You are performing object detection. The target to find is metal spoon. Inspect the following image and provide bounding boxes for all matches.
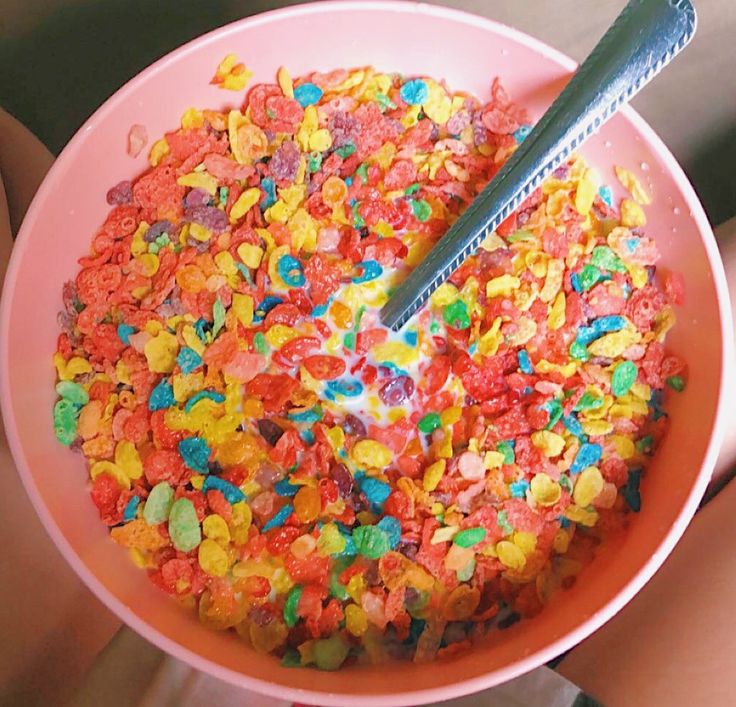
[380,0,696,331]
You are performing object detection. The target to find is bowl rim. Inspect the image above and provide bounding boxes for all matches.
[1,1,733,704]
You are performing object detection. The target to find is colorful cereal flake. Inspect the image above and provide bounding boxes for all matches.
[53,61,685,669]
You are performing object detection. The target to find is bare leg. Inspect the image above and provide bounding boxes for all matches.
[0,108,121,707]
[559,218,736,706]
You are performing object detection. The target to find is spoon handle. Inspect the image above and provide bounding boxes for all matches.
[380,0,696,331]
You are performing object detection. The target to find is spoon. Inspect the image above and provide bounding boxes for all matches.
[380,0,696,331]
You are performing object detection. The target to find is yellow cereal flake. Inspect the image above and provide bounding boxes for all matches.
[620,198,647,228]
[573,466,604,507]
[587,329,641,358]
[277,66,294,97]
[180,107,204,130]
[351,439,392,469]
[431,282,459,308]
[496,541,526,570]
[615,165,652,205]
[229,187,262,223]
[144,331,179,373]
[574,169,597,215]
[370,342,419,367]
[540,258,564,302]
[547,291,566,330]
[214,54,253,91]
[477,316,503,357]
[422,79,452,125]
[530,473,562,506]
[177,172,218,196]
[423,460,446,492]
[148,138,169,167]
[486,274,520,299]
[531,430,566,457]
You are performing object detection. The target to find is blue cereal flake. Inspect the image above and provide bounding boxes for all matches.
[570,272,582,293]
[117,323,136,345]
[278,254,306,287]
[360,477,391,506]
[326,379,364,398]
[559,516,571,529]
[352,260,383,283]
[274,478,301,497]
[513,124,533,143]
[288,405,324,422]
[294,82,323,107]
[300,429,315,445]
[184,389,226,412]
[570,443,602,475]
[262,503,294,532]
[509,480,529,498]
[598,185,613,206]
[178,436,211,473]
[622,469,642,512]
[577,315,627,345]
[625,237,640,253]
[400,78,429,105]
[311,296,331,317]
[177,347,202,374]
[253,296,283,323]
[194,318,210,341]
[517,349,534,375]
[123,495,141,522]
[260,177,277,209]
[562,414,586,439]
[148,379,175,411]
[403,330,418,347]
[377,515,402,549]
[202,475,246,504]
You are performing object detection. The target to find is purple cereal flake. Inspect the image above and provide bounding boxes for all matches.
[447,109,471,135]
[384,117,405,136]
[399,544,419,563]
[343,413,366,438]
[186,235,213,253]
[106,180,133,205]
[145,220,173,242]
[183,188,212,209]
[552,166,569,179]
[328,111,359,148]
[57,310,77,335]
[364,562,380,586]
[472,114,488,146]
[69,438,84,454]
[257,419,284,446]
[268,140,300,182]
[330,463,354,498]
[62,280,79,313]
[248,605,274,626]
[185,205,228,232]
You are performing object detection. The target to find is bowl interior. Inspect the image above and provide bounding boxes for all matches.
[0,2,729,705]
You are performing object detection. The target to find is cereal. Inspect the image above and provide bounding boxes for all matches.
[53,61,684,669]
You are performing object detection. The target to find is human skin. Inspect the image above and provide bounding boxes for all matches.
[1,106,735,706]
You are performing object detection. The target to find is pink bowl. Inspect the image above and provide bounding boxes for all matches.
[1,2,732,704]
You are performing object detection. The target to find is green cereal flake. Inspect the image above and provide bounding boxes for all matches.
[143,482,175,525]
[55,380,89,406]
[168,498,201,552]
